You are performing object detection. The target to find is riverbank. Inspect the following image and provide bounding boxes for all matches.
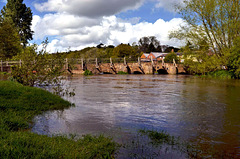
[0,81,117,158]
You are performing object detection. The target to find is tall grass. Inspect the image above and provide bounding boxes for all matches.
[0,81,117,158]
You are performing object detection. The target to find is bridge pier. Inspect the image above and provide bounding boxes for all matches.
[110,58,117,74]
[138,57,145,74]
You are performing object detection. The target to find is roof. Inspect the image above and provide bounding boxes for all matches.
[141,53,149,58]
[150,52,169,58]
[143,53,149,57]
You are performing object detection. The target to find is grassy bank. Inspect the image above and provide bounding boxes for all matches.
[0,81,117,158]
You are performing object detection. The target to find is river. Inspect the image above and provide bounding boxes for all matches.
[5,74,239,158]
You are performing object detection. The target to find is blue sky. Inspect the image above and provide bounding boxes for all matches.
[0,0,185,52]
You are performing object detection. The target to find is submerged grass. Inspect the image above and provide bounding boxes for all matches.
[0,81,117,158]
[138,129,180,146]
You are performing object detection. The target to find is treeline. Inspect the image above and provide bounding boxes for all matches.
[56,36,179,60]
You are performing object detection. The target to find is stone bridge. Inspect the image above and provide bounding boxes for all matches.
[68,58,186,75]
[0,58,186,75]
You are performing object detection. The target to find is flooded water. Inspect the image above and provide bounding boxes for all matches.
[31,75,240,158]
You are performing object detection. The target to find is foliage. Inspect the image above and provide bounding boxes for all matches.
[0,18,22,60]
[84,69,93,76]
[170,0,240,77]
[138,36,161,53]
[227,37,240,78]
[1,0,33,46]
[0,81,117,158]
[164,52,179,63]
[164,46,180,53]
[112,44,137,58]
[11,39,66,89]
[206,70,234,79]
[172,0,240,56]
[181,42,223,74]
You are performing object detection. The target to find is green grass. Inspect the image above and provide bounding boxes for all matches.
[0,81,117,158]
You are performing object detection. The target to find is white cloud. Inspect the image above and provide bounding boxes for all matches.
[34,0,144,17]
[31,0,186,52]
[32,13,102,40]
[32,13,185,53]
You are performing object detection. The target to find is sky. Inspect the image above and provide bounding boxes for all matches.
[0,0,185,52]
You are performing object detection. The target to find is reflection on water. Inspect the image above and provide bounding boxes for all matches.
[32,75,240,158]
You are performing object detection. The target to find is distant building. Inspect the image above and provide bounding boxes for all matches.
[141,52,184,62]
[147,52,168,61]
[140,53,150,61]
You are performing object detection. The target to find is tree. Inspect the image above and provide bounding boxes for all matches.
[228,37,240,78]
[138,36,161,53]
[0,17,22,60]
[164,46,180,53]
[11,40,67,91]
[164,52,179,63]
[170,0,240,76]
[1,0,33,46]
[171,0,240,55]
[112,44,137,58]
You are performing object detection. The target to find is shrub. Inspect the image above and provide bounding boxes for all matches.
[84,69,93,76]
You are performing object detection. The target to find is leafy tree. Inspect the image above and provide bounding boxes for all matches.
[164,52,179,63]
[112,44,137,58]
[11,40,66,90]
[171,0,240,56]
[228,37,240,78]
[181,41,223,75]
[1,0,33,46]
[170,0,240,77]
[96,43,104,48]
[138,36,161,53]
[107,45,115,49]
[164,46,180,53]
[0,17,22,60]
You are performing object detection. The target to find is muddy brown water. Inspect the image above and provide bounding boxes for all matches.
[3,74,238,158]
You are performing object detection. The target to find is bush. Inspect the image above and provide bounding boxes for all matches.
[164,52,179,63]
[207,70,234,79]
[84,69,93,76]
[11,41,65,87]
